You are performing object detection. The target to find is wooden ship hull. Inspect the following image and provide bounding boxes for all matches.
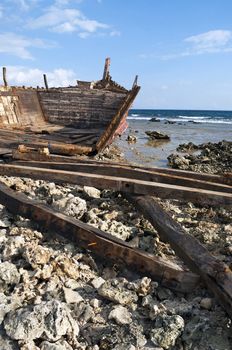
[0,59,140,156]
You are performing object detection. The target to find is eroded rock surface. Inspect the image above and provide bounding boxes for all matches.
[4,300,79,342]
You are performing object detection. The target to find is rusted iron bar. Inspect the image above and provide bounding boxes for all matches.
[0,181,199,292]
[125,194,232,318]
[2,67,8,87]
[12,160,232,194]
[11,151,231,186]
[0,164,231,206]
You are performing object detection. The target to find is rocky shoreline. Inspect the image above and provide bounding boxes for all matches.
[0,141,231,350]
[168,140,232,174]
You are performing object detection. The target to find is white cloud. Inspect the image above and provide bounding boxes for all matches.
[110,30,121,37]
[149,29,232,60]
[0,32,55,59]
[27,6,109,37]
[4,0,40,11]
[185,30,232,53]
[7,66,77,87]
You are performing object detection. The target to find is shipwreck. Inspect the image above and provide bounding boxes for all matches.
[0,58,140,156]
[0,58,232,320]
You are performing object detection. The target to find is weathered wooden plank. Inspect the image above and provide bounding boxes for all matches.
[12,160,232,193]
[96,86,140,151]
[5,150,232,188]
[125,194,232,318]
[0,181,199,292]
[0,164,231,206]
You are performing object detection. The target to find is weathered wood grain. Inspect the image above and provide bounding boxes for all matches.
[0,163,231,206]
[12,160,232,193]
[125,194,232,318]
[0,181,199,292]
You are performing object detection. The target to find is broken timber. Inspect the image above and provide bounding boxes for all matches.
[0,163,231,206]
[12,160,232,194]
[11,150,232,187]
[125,194,232,318]
[0,181,199,293]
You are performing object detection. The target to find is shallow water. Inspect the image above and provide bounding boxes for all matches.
[115,119,232,167]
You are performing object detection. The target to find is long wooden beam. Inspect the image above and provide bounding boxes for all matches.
[12,160,232,194]
[125,194,232,318]
[0,181,199,292]
[11,150,232,186]
[0,164,231,206]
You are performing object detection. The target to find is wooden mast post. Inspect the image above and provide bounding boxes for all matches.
[43,74,49,90]
[3,67,8,87]
[132,75,138,88]
[102,57,111,80]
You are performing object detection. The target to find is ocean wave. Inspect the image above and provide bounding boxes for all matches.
[165,118,232,124]
[128,116,151,120]
[178,116,209,119]
[128,116,232,124]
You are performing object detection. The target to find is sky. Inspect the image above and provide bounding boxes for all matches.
[1,0,232,110]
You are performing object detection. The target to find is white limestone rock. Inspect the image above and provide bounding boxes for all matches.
[83,186,101,199]
[0,262,20,286]
[63,287,83,304]
[40,340,73,350]
[54,196,87,219]
[108,305,132,325]
[4,300,79,342]
[150,314,184,349]
[91,277,105,289]
[98,281,138,306]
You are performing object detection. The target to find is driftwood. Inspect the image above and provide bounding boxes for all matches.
[0,164,231,206]
[0,181,199,292]
[125,194,232,318]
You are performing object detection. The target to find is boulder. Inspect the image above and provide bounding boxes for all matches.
[145,131,170,140]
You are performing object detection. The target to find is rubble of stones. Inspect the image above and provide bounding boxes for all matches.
[168,140,232,174]
[0,168,231,349]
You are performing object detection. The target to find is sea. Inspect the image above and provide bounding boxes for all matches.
[115,109,232,168]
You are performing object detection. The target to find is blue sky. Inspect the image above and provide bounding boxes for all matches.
[1,0,232,109]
